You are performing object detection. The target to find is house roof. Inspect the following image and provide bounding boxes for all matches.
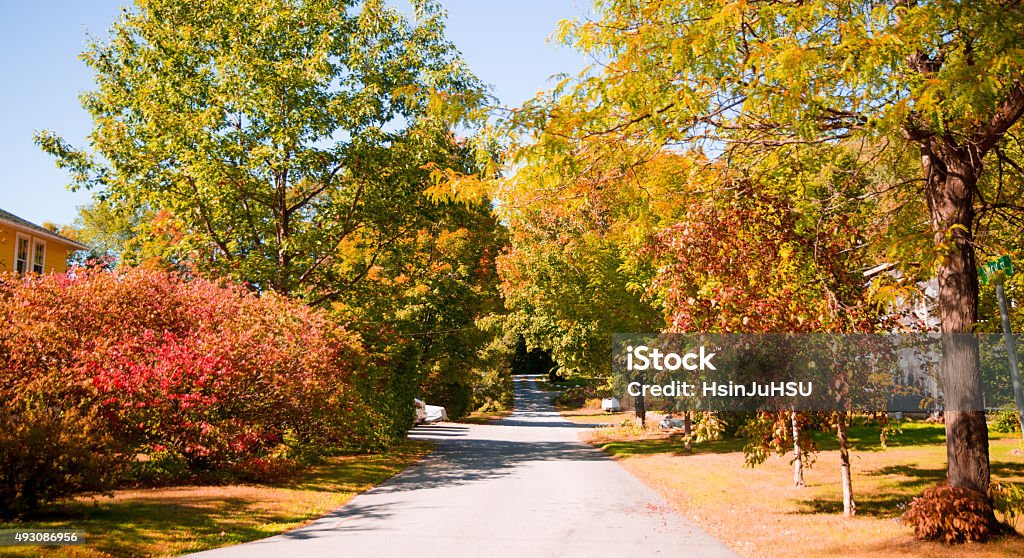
[0,207,89,251]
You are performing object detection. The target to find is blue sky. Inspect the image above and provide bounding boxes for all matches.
[0,1,590,226]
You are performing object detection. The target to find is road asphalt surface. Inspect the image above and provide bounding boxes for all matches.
[189,376,737,557]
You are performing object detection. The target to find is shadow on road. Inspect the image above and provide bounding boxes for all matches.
[192,376,740,557]
[321,374,606,503]
[277,375,612,534]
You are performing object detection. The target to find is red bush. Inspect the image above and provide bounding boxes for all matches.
[232,456,302,484]
[0,268,381,483]
[902,482,1000,543]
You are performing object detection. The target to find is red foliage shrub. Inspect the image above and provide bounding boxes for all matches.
[902,482,1000,543]
[232,456,302,484]
[0,268,382,488]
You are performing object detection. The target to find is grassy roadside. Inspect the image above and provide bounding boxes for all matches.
[563,413,1024,557]
[558,408,631,424]
[456,409,513,424]
[0,440,433,558]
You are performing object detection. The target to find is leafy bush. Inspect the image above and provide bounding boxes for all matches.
[692,411,726,442]
[583,398,603,410]
[992,406,1021,433]
[232,456,302,484]
[471,364,513,414]
[0,268,386,500]
[990,482,1024,531]
[550,381,611,409]
[551,386,590,409]
[130,448,191,487]
[473,367,513,414]
[902,483,1000,543]
[0,401,125,518]
[713,412,752,438]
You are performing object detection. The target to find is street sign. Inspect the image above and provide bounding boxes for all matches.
[979,255,1014,284]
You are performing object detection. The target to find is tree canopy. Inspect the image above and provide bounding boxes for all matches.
[40,0,511,425]
[468,0,1024,500]
[39,0,488,301]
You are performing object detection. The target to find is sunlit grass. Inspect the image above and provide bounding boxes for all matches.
[0,440,433,558]
[455,409,514,424]
[558,409,631,425]
[566,414,1024,557]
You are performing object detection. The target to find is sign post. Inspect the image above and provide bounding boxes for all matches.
[980,255,1024,435]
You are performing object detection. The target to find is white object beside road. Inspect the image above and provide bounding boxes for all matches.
[601,397,621,412]
[424,404,448,422]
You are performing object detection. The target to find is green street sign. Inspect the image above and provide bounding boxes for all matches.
[979,255,1014,284]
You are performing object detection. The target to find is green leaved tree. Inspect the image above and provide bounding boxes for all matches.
[37,0,514,425]
[38,0,486,302]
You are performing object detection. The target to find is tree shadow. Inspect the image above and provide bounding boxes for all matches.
[871,464,948,490]
[252,376,637,536]
[992,461,1024,479]
[790,463,944,517]
[790,460,1024,518]
[362,437,608,497]
[12,495,308,556]
[5,442,433,555]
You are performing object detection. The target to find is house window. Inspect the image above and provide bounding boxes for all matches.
[13,235,46,274]
[32,240,45,273]
[15,236,29,274]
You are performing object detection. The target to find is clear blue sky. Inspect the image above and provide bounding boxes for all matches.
[0,1,591,226]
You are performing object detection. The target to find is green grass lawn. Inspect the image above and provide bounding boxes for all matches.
[0,440,433,558]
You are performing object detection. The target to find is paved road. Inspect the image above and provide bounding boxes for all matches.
[190,376,737,557]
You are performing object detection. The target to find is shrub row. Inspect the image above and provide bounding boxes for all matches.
[0,268,387,517]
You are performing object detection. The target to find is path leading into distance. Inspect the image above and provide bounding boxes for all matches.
[189,376,737,558]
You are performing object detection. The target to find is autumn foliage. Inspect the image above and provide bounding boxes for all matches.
[646,183,869,334]
[902,483,1001,543]
[0,268,384,515]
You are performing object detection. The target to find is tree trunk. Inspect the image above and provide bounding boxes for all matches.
[792,410,805,487]
[683,410,693,452]
[837,410,855,516]
[920,142,991,494]
[634,372,646,427]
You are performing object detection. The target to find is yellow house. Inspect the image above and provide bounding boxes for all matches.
[0,208,88,275]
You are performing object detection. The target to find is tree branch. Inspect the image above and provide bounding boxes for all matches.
[975,82,1024,155]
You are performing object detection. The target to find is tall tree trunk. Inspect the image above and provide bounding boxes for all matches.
[792,410,805,487]
[836,410,855,516]
[921,141,991,494]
